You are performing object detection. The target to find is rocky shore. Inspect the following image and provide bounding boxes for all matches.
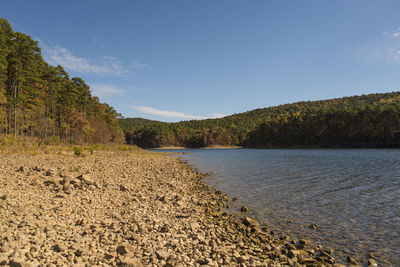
[0,148,366,266]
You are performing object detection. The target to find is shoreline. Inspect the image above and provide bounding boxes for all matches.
[150,144,400,150]
[0,147,358,266]
[154,145,243,150]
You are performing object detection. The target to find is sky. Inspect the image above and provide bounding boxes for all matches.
[2,1,400,122]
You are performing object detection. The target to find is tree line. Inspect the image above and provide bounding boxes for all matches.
[0,18,124,144]
[121,92,400,148]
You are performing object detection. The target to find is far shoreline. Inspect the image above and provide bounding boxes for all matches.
[149,144,400,150]
[153,145,243,150]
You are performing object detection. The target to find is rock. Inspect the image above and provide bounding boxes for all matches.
[301,258,317,264]
[18,166,24,172]
[288,249,308,259]
[62,176,72,184]
[368,258,378,267]
[0,255,8,265]
[75,249,83,257]
[104,253,114,260]
[120,184,128,191]
[369,252,376,259]
[159,195,167,203]
[77,174,94,185]
[165,256,178,267]
[53,243,67,252]
[63,182,72,192]
[243,216,260,231]
[45,169,55,176]
[347,256,357,265]
[299,239,310,247]
[9,258,29,267]
[156,250,169,260]
[240,205,248,213]
[120,257,143,267]
[117,244,135,255]
[190,222,200,232]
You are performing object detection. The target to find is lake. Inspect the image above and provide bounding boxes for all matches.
[153,148,400,266]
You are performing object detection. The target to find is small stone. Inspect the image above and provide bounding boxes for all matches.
[309,223,318,229]
[121,257,143,267]
[117,245,135,255]
[288,249,308,259]
[18,166,24,172]
[45,169,55,176]
[301,258,317,264]
[190,222,200,232]
[53,243,67,252]
[347,256,357,265]
[75,249,83,257]
[63,182,72,192]
[104,253,114,260]
[299,239,310,246]
[240,205,248,213]
[368,258,378,267]
[156,250,169,260]
[9,257,28,267]
[120,184,128,192]
[243,216,260,231]
[77,174,94,185]
[0,255,8,265]
[369,252,376,259]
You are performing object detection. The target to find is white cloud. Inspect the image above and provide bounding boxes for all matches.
[90,83,125,98]
[363,28,400,62]
[41,44,129,76]
[131,61,147,70]
[133,106,226,120]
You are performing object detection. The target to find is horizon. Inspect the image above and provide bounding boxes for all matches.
[3,1,400,122]
[122,90,400,122]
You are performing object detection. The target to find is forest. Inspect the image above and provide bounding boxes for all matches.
[2,17,400,148]
[121,92,400,148]
[0,18,124,144]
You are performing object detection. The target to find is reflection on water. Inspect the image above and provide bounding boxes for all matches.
[154,148,400,265]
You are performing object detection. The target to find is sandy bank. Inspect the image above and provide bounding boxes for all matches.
[0,148,353,266]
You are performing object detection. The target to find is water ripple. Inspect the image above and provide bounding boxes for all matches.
[157,148,400,266]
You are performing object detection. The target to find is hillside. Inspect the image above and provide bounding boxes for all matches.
[0,18,123,144]
[121,91,400,148]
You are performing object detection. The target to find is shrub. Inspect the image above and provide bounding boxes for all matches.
[73,146,83,157]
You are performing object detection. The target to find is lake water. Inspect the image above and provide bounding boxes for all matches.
[153,148,400,266]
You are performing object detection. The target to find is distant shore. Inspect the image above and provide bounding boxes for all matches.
[154,145,243,150]
[152,144,400,150]
[0,146,354,266]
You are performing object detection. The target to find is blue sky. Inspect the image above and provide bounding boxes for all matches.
[2,1,400,121]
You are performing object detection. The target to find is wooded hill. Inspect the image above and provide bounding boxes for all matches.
[0,18,124,144]
[2,18,399,148]
[121,92,400,148]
